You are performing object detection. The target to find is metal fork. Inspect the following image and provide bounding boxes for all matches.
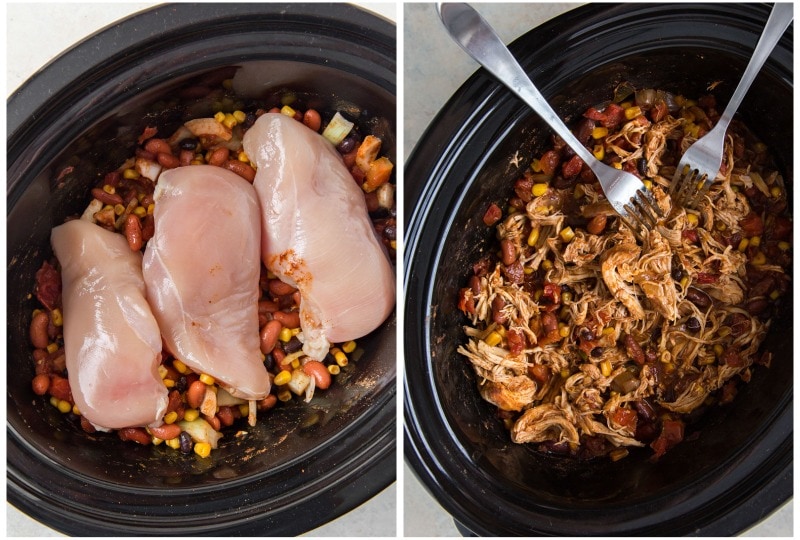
[436,2,662,235]
[670,3,793,209]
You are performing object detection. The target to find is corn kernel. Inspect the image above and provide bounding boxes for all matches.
[239,404,250,417]
[274,370,292,386]
[123,168,140,180]
[214,111,226,123]
[334,351,349,367]
[533,289,543,302]
[328,364,341,376]
[523,266,534,275]
[222,113,237,129]
[749,235,761,247]
[291,359,301,370]
[233,110,247,123]
[624,106,642,120]
[532,183,549,197]
[643,179,653,190]
[114,203,126,216]
[770,185,782,198]
[602,327,615,336]
[173,359,190,374]
[679,276,689,290]
[527,227,540,247]
[542,259,553,271]
[484,331,503,347]
[738,238,750,252]
[46,343,58,354]
[560,226,575,242]
[194,442,212,458]
[277,390,292,402]
[57,400,72,414]
[592,144,605,160]
[342,341,357,354]
[664,362,676,373]
[291,327,301,336]
[619,101,633,109]
[558,323,571,338]
[133,206,147,218]
[237,151,250,163]
[600,360,612,377]
[166,437,181,449]
[561,291,573,304]
[770,290,781,301]
[531,158,542,173]
[152,437,164,446]
[163,379,175,388]
[158,365,169,379]
[183,409,200,422]
[778,241,790,251]
[686,213,699,227]
[591,126,608,139]
[72,404,81,416]
[713,344,724,357]
[191,158,204,166]
[164,411,178,424]
[751,251,766,265]
[612,162,622,170]
[560,369,570,378]
[50,396,60,408]
[280,105,296,118]
[51,308,63,327]
[390,240,397,250]
[279,327,292,342]
[199,373,215,385]
[102,184,116,195]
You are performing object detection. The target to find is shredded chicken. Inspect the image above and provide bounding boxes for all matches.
[458,87,791,460]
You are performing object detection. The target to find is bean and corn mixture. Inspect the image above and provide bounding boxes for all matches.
[29,81,396,457]
[458,85,791,461]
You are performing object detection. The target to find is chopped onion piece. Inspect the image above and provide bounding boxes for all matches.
[322,112,354,145]
[178,417,223,449]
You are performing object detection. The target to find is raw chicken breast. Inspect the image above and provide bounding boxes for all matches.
[243,113,395,360]
[51,219,167,430]
[142,165,269,400]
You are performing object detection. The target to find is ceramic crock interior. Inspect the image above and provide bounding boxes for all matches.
[8,4,395,535]
[407,4,791,536]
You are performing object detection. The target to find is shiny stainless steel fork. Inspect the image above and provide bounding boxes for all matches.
[670,3,793,209]
[436,2,663,235]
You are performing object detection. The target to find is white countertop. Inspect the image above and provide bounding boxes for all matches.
[402,2,792,537]
[6,2,397,537]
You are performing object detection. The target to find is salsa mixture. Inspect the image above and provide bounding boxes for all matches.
[458,85,791,461]
[29,78,396,458]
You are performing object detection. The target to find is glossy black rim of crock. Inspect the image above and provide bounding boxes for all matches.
[7,3,396,536]
[404,3,792,536]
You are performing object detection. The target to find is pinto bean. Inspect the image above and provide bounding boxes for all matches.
[216,406,236,427]
[303,360,331,390]
[144,138,172,155]
[157,152,180,169]
[187,380,208,409]
[586,214,608,235]
[268,279,297,297]
[542,312,558,334]
[124,214,143,251]
[30,311,51,349]
[685,287,712,309]
[179,149,194,166]
[49,375,73,403]
[141,214,155,243]
[91,187,124,206]
[32,373,50,396]
[118,427,151,445]
[223,160,256,182]
[207,147,230,166]
[500,239,517,266]
[203,413,221,431]
[260,319,283,354]
[258,394,278,410]
[492,296,508,324]
[303,109,322,132]
[148,423,181,441]
[623,334,646,365]
[746,297,769,316]
[273,310,301,329]
[469,275,482,295]
[258,300,280,314]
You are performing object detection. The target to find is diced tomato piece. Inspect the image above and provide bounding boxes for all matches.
[695,272,719,284]
[483,203,503,226]
[506,328,526,355]
[650,419,684,459]
[739,211,764,237]
[611,407,638,431]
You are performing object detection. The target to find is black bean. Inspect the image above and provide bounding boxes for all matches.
[336,136,357,154]
[637,157,648,176]
[179,137,199,151]
[284,336,303,354]
[263,353,275,371]
[686,317,701,333]
[179,431,193,454]
[176,375,188,394]
[590,347,603,358]
[578,326,595,342]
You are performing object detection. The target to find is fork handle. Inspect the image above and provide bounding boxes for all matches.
[436,2,598,168]
[716,3,793,130]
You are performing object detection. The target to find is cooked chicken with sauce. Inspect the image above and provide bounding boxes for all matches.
[458,88,791,460]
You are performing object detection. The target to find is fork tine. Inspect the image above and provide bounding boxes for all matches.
[622,188,661,238]
[671,167,700,207]
[685,175,712,208]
